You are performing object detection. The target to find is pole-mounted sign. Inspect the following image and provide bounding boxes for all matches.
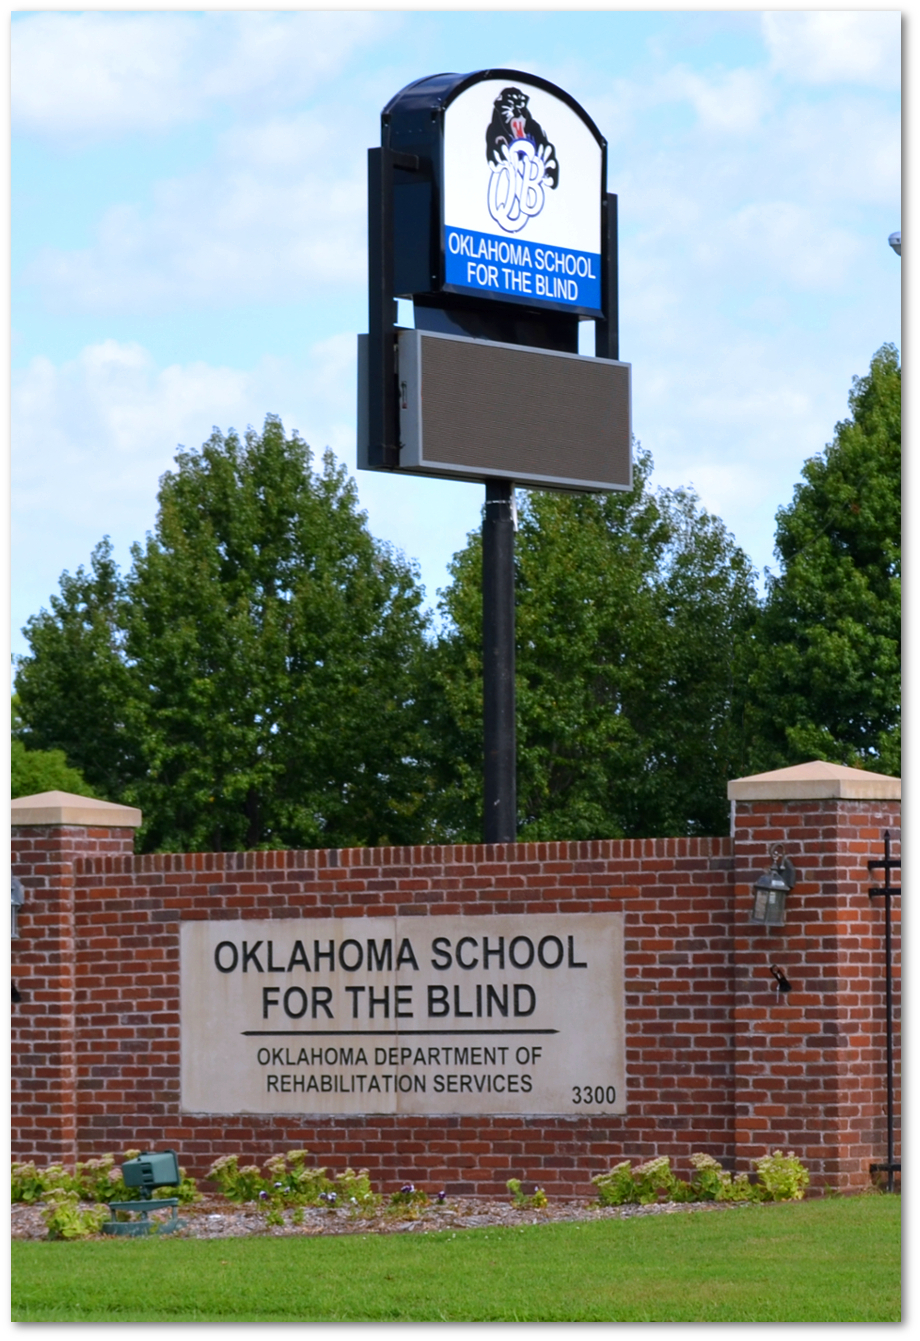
[358,70,631,842]
[358,69,630,492]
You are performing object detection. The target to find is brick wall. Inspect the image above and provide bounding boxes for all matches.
[11,790,899,1198]
[732,799,901,1193]
[11,825,135,1166]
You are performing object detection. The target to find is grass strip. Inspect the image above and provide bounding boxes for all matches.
[12,1194,900,1323]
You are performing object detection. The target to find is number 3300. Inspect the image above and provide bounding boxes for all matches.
[572,1085,617,1105]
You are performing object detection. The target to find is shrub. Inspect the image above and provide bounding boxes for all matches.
[262,1150,333,1206]
[207,1155,269,1203]
[630,1156,681,1204]
[173,1167,200,1204]
[12,1161,81,1203]
[688,1153,755,1203]
[592,1161,640,1207]
[11,1162,65,1204]
[593,1156,682,1206]
[41,1190,108,1240]
[74,1155,128,1204]
[12,1152,199,1207]
[593,1152,809,1207]
[336,1168,380,1214]
[753,1150,810,1201]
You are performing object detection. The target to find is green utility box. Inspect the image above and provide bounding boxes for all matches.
[102,1149,185,1237]
[122,1149,180,1196]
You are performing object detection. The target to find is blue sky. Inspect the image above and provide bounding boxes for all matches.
[10,7,901,660]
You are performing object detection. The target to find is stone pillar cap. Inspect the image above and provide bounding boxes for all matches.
[11,791,143,828]
[728,760,900,802]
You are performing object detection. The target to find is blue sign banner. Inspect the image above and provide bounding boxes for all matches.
[444,227,602,311]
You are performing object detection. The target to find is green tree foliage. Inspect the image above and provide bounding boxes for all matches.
[14,546,140,801]
[744,345,901,774]
[15,417,430,851]
[425,449,757,840]
[12,690,96,798]
[11,740,96,800]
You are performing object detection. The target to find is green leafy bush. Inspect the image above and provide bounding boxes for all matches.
[173,1167,200,1204]
[688,1153,755,1203]
[11,1162,70,1204]
[208,1152,378,1218]
[753,1150,809,1201]
[593,1157,681,1206]
[74,1155,128,1204]
[12,1153,199,1207]
[631,1156,681,1204]
[336,1168,380,1214]
[206,1155,268,1203]
[593,1152,809,1207]
[592,1161,639,1207]
[40,1190,108,1240]
[262,1150,334,1206]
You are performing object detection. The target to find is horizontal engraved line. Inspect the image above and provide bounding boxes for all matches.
[241,1029,559,1037]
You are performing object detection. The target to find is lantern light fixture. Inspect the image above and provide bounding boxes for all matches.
[751,845,796,928]
[11,876,24,939]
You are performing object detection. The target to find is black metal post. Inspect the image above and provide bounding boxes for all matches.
[868,830,901,1192]
[595,193,619,360]
[482,479,516,843]
[367,145,418,469]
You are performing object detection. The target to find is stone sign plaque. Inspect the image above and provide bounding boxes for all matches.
[180,913,625,1115]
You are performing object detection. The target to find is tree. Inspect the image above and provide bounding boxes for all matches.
[744,345,901,774]
[11,695,96,799]
[424,448,758,840]
[15,541,142,800]
[15,417,432,851]
[11,741,96,799]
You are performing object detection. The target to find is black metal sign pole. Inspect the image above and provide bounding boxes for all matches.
[482,480,516,843]
[364,81,625,849]
[480,194,617,845]
[868,830,901,1192]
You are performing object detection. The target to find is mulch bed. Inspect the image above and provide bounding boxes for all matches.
[12,1193,746,1242]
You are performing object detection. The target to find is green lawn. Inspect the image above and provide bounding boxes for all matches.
[12,1195,900,1322]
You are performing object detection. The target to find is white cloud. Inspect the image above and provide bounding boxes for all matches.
[669,66,772,136]
[24,109,369,312]
[11,11,900,641]
[695,200,863,292]
[9,336,487,651]
[10,337,365,643]
[762,11,901,90]
[11,336,362,517]
[18,17,899,323]
[769,97,901,207]
[13,342,251,534]
[12,10,391,141]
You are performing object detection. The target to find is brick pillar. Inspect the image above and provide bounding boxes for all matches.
[729,762,900,1192]
[11,791,141,1166]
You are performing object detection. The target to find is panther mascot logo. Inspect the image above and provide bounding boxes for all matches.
[484,87,559,234]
